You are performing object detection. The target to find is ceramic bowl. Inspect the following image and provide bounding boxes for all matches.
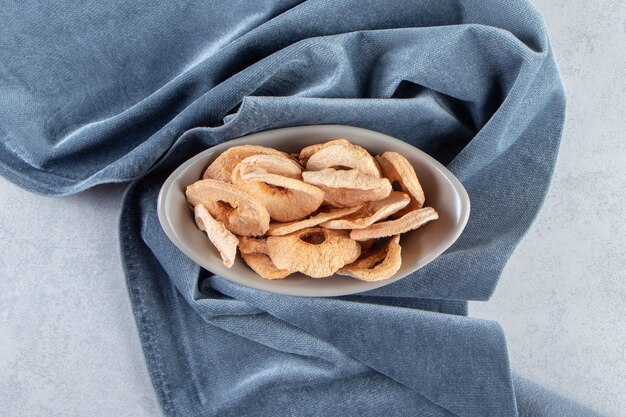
[157,125,470,297]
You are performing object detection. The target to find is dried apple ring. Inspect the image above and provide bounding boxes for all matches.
[232,164,324,222]
[241,252,291,280]
[267,227,361,278]
[302,168,391,207]
[299,138,351,165]
[193,204,239,268]
[376,152,425,217]
[358,239,378,251]
[350,207,438,241]
[306,142,380,177]
[267,205,362,236]
[321,192,409,229]
[237,236,269,254]
[237,154,302,179]
[202,145,291,182]
[338,235,402,281]
[186,179,270,236]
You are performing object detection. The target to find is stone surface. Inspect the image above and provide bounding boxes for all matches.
[0,183,160,417]
[0,1,624,416]
[471,1,626,416]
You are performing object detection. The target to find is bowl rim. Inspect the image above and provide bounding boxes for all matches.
[157,124,470,297]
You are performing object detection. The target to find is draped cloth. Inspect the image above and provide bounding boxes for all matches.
[0,0,602,415]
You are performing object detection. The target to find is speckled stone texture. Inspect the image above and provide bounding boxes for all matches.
[470,0,626,416]
[0,1,624,416]
[0,184,160,416]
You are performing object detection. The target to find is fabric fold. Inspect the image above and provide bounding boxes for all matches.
[210,278,518,417]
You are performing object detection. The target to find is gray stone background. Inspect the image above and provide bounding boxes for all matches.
[0,0,624,415]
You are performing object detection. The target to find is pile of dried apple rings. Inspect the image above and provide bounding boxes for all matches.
[186,139,439,281]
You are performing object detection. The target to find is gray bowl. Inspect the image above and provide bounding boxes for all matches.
[157,125,470,297]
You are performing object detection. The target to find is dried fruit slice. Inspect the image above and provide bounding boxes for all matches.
[350,207,438,241]
[299,138,351,165]
[232,164,324,222]
[267,227,361,278]
[186,179,270,236]
[193,205,239,268]
[321,192,410,229]
[338,235,402,281]
[202,145,290,182]
[238,236,269,254]
[241,252,291,280]
[358,239,377,251]
[302,168,391,207]
[267,205,362,236]
[306,143,380,177]
[376,152,425,216]
[238,154,302,179]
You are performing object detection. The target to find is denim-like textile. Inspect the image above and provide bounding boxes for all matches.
[0,0,603,416]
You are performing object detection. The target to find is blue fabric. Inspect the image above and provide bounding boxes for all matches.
[0,0,603,416]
